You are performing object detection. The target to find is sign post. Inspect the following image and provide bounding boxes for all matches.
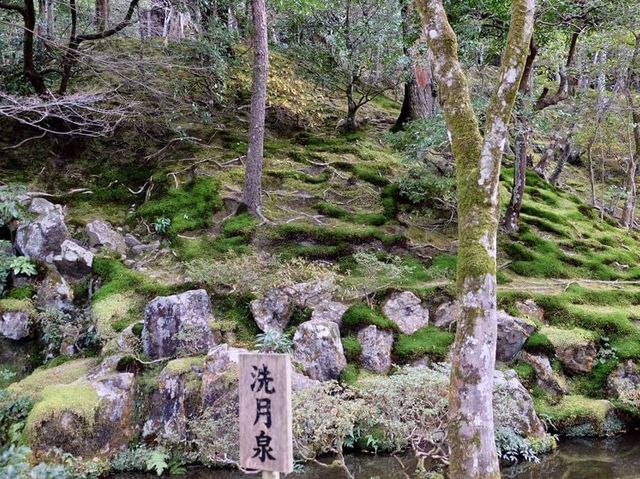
[239,353,293,478]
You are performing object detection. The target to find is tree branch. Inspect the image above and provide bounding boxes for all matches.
[0,1,25,15]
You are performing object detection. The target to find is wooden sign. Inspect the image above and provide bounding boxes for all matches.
[239,353,293,474]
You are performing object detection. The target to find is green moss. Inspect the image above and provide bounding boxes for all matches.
[174,235,251,262]
[513,362,535,381]
[220,212,258,239]
[132,322,144,337]
[266,169,329,184]
[428,255,457,279]
[212,294,259,346]
[341,304,396,332]
[6,285,35,300]
[572,359,619,398]
[0,298,35,315]
[9,358,97,399]
[163,356,205,375]
[340,364,361,385]
[92,257,177,302]
[524,332,555,355]
[534,395,617,436]
[93,292,143,339]
[137,177,222,234]
[393,326,454,360]
[316,202,387,226]
[275,223,404,247]
[277,244,348,260]
[541,325,598,349]
[342,335,363,362]
[26,383,100,437]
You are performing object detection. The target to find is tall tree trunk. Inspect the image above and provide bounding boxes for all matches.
[24,0,46,94]
[503,38,536,233]
[45,0,54,39]
[533,137,557,176]
[621,33,640,228]
[503,120,529,233]
[417,1,535,478]
[392,0,436,132]
[241,0,269,215]
[343,83,359,132]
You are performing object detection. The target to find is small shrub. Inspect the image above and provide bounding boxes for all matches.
[255,331,293,353]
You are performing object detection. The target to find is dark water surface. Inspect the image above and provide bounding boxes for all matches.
[114,432,640,479]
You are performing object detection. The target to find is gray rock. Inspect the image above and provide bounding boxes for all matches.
[554,338,598,374]
[493,369,547,439]
[130,241,161,257]
[382,291,429,334]
[292,370,321,392]
[201,344,247,407]
[53,240,94,279]
[15,198,69,263]
[515,299,545,322]
[0,310,30,340]
[520,351,568,396]
[124,234,142,248]
[86,220,127,255]
[311,300,348,325]
[433,300,458,330]
[142,289,217,359]
[251,279,334,333]
[250,288,293,333]
[293,320,346,381]
[36,268,74,313]
[607,360,640,399]
[358,325,393,373]
[496,310,536,362]
[143,357,207,441]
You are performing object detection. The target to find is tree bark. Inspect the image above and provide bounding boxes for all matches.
[621,33,640,228]
[548,138,571,186]
[95,0,110,31]
[241,0,269,215]
[503,38,536,233]
[417,1,535,478]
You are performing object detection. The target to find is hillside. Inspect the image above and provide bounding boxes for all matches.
[2,40,640,476]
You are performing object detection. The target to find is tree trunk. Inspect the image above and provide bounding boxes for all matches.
[533,137,557,176]
[343,84,359,132]
[241,0,269,215]
[24,0,47,94]
[621,33,640,228]
[45,0,54,40]
[503,38,536,233]
[95,0,110,31]
[417,1,535,478]
[548,139,571,186]
[503,121,529,233]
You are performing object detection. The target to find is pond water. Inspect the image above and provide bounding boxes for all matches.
[113,432,640,479]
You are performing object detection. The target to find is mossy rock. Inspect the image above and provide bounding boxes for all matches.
[163,356,206,376]
[540,326,598,350]
[535,395,624,437]
[8,358,98,400]
[393,326,454,361]
[0,298,35,315]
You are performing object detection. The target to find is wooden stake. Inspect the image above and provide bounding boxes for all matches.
[262,473,280,479]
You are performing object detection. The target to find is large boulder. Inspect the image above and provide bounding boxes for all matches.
[493,369,547,439]
[251,279,334,333]
[0,309,31,340]
[142,289,217,359]
[544,326,598,374]
[607,360,640,399]
[358,325,393,374]
[26,360,136,458]
[15,198,69,263]
[433,300,458,330]
[86,220,127,255]
[521,351,568,396]
[496,310,536,362]
[311,300,348,325]
[293,320,346,381]
[143,357,205,441]
[382,291,429,334]
[52,240,94,279]
[36,268,74,313]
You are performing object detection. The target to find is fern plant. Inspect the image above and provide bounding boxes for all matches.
[9,257,37,276]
